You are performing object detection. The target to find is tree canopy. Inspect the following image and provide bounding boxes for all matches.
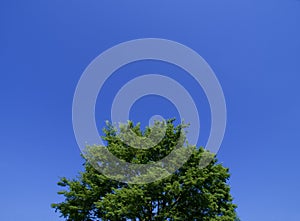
[52,120,238,220]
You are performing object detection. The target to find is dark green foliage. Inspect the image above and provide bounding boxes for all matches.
[52,120,238,220]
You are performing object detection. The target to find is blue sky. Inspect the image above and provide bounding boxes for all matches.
[1,0,300,220]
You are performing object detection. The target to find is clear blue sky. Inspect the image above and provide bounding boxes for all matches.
[1,0,300,220]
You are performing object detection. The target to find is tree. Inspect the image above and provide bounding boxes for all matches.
[52,119,238,220]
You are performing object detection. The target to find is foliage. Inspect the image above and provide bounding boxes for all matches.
[52,120,238,220]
